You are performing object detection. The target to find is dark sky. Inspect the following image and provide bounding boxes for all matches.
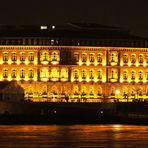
[0,0,148,37]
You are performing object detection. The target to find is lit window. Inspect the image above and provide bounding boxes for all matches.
[28,53,34,61]
[11,69,16,78]
[20,53,25,61]
[131,54,136,64]
[51,52,57,61]
[97,70,102,79]
[40,26,47,30]
[123,71,128,79]
[111,54,115,62]
[74,70,78,79]
[12,53,17,61]
[146,55,148,63]
[138,71,143,80]
[111,70,114,79]
[131,71,135,80]
[43,52,48,61]
[82,70,86,79]
[82,54,87,62]
[97,53,102,63]
[123,54,128,63]
[29,69,34,78]
[20,69,25,78]
[89,54,94,62]
[139,54,143,63]
[3,69,8,78]
[3,53,8,61]
[74,53,79,62]
[89,70,94,79]
[146,72,148,80]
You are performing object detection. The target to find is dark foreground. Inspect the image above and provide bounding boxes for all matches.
[0,101,148,124]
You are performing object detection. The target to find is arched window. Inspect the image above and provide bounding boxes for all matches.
[3,53,8,61]
[74,70,78,79]
[146,72,148,80]
[111,70,114,79]
[43,52,48,61]
[97,70,102,79]
[111,54,115,62]
[11,69,16,78]
[82,53,87,62]
[139,54,143,63]
[123,71,128,79]
[20,69,25,78]
[131,54,136,63]
[28,52,34,61]
[82,70,86,79]
[29,69,34,78]
[3,69,8,78]
[52,52,57,61]
[138,71,143,79]
[12,53,17,61]
[20,52,25,61]
[89,53,94,62]
[89,70,94,79]
[123,54,128,63]
[97,53,102,62]
[131,71,135,79]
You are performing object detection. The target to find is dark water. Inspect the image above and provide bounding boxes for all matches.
[0,125,148,148]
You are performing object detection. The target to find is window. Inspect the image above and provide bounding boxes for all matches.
[3,69,8,78]
[111,70,114,79]
[11,69,16,78]
[28,52,34,61]
[12,53,17,61]
[3,53,8,61]
[131,71,135,79]
[123,54,128,63]
[146,55,148,63]
[74,70,78,79]
[43,52,48,61]
[97,53,102,62]
[139,54,143,63]
[138,71,143,80]
[82,54,87,62]
[74,53,79,62]
[89,70,94,79]
[20,69,25,78]
[82,70,86,79]
[97,70,102,79]
[20,53,25,61]
[131,54,136,63]
[123,71,128,79]
[89,54,94,62]
[146,72,148,80]
[29,69,34,78]
[111,54,115,62]
[51,52,57,61]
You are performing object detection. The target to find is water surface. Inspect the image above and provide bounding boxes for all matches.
[0,125,148,147]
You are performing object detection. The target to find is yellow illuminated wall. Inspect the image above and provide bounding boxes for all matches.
[0,46,148,102]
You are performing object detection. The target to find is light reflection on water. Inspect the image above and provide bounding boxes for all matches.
[0,125,148,147]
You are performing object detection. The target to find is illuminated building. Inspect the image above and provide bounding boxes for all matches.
[0,23,148,102]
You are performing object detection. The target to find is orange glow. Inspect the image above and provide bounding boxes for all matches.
[8,77,12,81]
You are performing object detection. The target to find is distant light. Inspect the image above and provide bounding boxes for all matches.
[52,25,55,29]
[40,26,47,30]
[115,89,120,95]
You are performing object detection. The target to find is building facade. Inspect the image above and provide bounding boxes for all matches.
[0,24,148,102]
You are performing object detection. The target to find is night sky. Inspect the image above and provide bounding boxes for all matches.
[0,0,148,37]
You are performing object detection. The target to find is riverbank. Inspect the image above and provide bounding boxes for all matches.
[0,101,148,124]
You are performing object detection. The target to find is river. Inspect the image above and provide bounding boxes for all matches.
[0,125,147,147]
